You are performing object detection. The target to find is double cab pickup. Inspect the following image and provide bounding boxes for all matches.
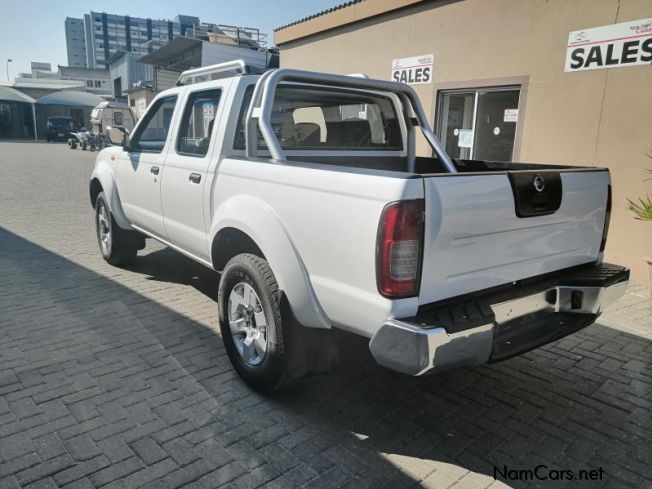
[90,61,629,391]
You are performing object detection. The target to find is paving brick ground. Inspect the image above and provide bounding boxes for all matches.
[0,142,650,489]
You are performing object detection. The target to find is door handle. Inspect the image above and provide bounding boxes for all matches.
[150,166,160,176]
[188,173,201,184]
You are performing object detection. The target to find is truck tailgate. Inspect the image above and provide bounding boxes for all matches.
[419,170,609,305]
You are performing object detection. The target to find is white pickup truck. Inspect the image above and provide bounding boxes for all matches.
[90,60,629,391]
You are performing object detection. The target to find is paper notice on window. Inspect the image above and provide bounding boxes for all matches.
[458,129,473,148]
[504,109,518,122]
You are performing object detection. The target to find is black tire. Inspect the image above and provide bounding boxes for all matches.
[218,254,289,392]
[70,139,77,149]
[81,141,87,151]
[95,192,144,266]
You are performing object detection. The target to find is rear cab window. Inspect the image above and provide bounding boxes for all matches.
[233,85,403,151]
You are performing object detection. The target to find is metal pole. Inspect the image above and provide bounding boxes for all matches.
[6,59,12,81]
[32,104,37,141]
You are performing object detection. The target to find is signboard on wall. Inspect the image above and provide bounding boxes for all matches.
[565,18,652,72]
[391,54,433,84]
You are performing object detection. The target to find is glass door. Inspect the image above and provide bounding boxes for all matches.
[438,91,475,160]
[437,87,520,162]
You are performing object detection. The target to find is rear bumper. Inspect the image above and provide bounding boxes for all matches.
[368,262,629,375]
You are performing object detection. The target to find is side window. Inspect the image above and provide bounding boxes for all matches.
[176,89,222,157]
[113,111,123,126]
[129,96,177,153]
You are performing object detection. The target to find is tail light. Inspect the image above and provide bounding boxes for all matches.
[600,184,612,253]
[376,200,424,298]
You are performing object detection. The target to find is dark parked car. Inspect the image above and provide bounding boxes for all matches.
[46,117,75,142]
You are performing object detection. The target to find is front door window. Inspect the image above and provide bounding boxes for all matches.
[129,96,177,153]
[438,87,520,162]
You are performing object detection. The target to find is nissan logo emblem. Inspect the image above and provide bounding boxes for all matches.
[533,174,546,192]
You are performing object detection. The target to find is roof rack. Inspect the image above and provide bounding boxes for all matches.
[175,60,265,86]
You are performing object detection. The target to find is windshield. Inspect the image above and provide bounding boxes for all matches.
[48,118,74,129]
[234,85,403,151]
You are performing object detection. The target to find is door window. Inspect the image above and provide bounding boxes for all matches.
[437,87,520,162]
[129,96,178,153]
[176,89,222,157]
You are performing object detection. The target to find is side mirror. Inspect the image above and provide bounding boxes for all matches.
[108,126,130,149]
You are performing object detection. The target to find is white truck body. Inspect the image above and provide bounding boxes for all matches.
[90,62,628,383]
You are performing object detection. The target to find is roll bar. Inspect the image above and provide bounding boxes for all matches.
[244,68,457,173]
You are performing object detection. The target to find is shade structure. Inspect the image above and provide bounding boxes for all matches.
[0,86,36,139]
[32,91,107,141]
[0,85,36,104]
[35,90,105,108]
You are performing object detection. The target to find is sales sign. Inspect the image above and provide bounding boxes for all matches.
[391,54,433,84]
[565,18,652,72]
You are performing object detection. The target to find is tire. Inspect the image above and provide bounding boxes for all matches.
[95,192,143,266]
[81,141,87,151]
[218,254,289,392]
[69,139,77,149]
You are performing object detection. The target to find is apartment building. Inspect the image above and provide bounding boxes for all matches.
[65,13,200,69]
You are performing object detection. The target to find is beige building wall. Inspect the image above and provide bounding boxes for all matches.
[276,0,652,283]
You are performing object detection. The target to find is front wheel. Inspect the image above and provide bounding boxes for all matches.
[95,192,143,266]
[218,254,289,392]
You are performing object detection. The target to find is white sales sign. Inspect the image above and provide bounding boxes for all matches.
[565,18,652,72]
[391,54,433,84]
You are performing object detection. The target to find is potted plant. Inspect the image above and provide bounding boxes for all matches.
[627,157,652,295]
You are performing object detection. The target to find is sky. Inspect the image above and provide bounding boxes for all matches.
[0,0,344,78]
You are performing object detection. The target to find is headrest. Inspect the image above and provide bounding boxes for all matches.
[294,122,321,145]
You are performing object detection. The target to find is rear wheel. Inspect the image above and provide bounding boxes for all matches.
[95,192,143,266]
[81,140,88,151]
[218,254,288,392]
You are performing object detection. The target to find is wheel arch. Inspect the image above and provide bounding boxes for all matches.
[90,178,103,209]
[211,227,266,272]
[90,159,131,229]
[210,196,330,330]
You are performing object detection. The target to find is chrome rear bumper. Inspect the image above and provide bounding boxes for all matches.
[369,264,629,376]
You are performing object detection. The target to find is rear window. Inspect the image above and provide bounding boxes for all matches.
[234,85,403,151]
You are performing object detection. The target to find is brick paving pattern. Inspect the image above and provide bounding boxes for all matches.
[0,142,650,489]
